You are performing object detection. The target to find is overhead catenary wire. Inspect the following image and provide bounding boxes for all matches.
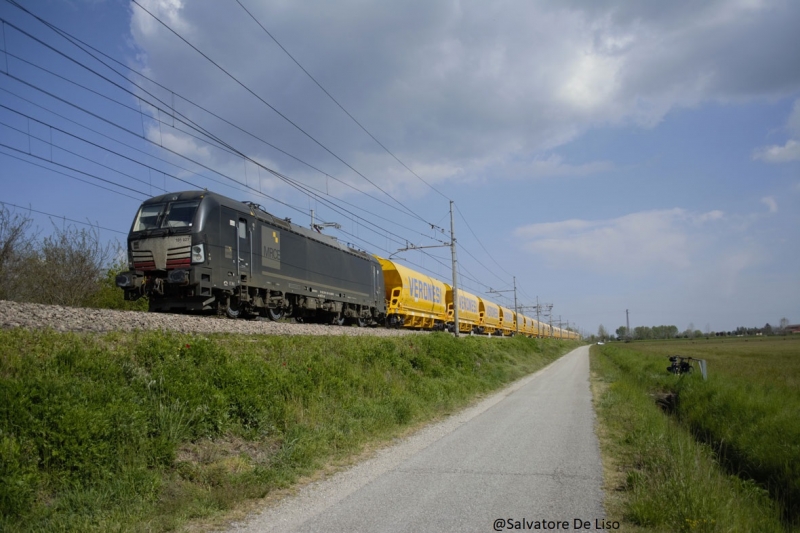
[1,1,532,309]
[454,203,515,281]
[0,69,430,251]
[128,0,439,229]
[0,25,426,226]
[0,149,145,201]
[0,113,170,193]
[0,11,455,252]
[4,79,437,240]
[0,201,128,235]
[0,141,150,197]
[234,0,451,202]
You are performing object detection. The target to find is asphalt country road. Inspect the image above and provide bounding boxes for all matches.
[228,345,604,533]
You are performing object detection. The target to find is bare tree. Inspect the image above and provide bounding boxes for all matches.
[597,324,608,341]
[0,207,36,301]
[0,208,128,308]
[21,223,114,307]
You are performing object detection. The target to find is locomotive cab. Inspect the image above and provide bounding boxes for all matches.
[116,191,213,312]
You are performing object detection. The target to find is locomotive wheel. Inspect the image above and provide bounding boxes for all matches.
[225,301,242,319]
[333,315,345,326]
[346,317,367,327]
[267,308,283,321]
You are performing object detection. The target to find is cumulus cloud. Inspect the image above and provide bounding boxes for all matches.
[753,98,800,163]
[127,0,800,188]
[761,196,778,213]
[513,208,726,273]
[753,139,800,163]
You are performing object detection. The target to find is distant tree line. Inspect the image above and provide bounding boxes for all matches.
[590,318,793,342]
[0,206,145,310]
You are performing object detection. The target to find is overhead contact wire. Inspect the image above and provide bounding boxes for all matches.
[129,0,436,228]
[234,0,450,202]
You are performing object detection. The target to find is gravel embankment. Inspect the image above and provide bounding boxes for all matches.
[0,300,422,337]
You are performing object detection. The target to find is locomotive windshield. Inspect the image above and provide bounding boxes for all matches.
[132,200,200,232]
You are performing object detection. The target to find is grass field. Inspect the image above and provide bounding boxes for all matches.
[625,336,800,388]
[591,336,800,532]
[0,328,579,532]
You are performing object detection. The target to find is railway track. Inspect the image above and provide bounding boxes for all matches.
[0,300,424,337]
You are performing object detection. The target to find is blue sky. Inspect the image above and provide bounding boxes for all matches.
[1,0,798,335]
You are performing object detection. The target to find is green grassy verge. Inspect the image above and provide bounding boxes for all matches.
[591,343,787,532]
[592,339,800,531]
[615,337,800,526]
[0,329,578,532]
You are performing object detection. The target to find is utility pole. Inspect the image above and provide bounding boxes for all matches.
[513,276,518,335]
[488,276,519,335]
[517,302,542,336]
[450,200,459,338]
[389,202,457,336]
[533,301,553,337]
[626,309,630,339]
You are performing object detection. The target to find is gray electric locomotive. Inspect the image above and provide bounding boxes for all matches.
[116,191,386,325]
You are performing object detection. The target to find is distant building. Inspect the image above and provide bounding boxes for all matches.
[787,324,800,334]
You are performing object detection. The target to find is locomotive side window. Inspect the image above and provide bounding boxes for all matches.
[133,203,165,231]
[163,200,200,228]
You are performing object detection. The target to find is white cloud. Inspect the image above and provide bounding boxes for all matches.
[131,0,189,38]
[146,125,211,162]
[127,1,800,187]
[514,208,726,273]
[521,155,614,178]
[753,98,800,163]
[788,99,800,137]
[753,139,800,163]
[761,196,778,213]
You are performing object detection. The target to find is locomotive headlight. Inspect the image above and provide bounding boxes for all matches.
[191,244,205,264]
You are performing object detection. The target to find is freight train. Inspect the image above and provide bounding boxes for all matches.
[115,190,578,340]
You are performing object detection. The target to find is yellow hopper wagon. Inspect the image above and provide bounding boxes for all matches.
[530,318,544,338]
[376,256,448,330]
[498,306,517,336]
[478,297,501,335]
[521,315,535,337]
[445,286,482,334]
